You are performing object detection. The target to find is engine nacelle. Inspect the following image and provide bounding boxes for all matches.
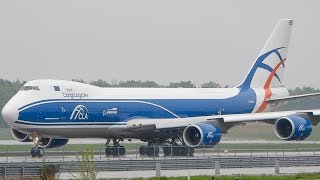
[39,138,69,148]
[275,115,312,141]
[11,128,32,142]
[183,123,222,147]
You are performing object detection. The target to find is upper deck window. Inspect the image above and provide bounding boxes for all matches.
[20,86,40,91]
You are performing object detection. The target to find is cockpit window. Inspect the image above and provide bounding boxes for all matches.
[20,86,40,91]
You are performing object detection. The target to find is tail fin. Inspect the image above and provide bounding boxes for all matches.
[238,19,293,90]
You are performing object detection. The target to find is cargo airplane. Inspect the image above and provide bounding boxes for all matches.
[2,19,320,157]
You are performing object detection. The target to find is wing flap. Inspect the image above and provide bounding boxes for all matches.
[127,116,212,130]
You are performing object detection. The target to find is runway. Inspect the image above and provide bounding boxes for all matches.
[1,139,320,163]
[1,150,320,162]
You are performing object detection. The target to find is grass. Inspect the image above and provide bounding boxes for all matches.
[128,173,320,179]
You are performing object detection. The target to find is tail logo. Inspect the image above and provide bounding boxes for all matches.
[70,105,89,120]
[240,47,286,90]
[255,48,287,112]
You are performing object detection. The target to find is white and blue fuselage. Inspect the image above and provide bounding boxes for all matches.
[3,79,288,138]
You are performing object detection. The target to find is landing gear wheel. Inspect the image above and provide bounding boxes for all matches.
[31,147,37,158]
[162,146,194,156]
[37,147,44,157]
[145,146,159,157]
[105,146,126,156]
[105,146,112,156]
[139,145,159,156]
[139,146,146,155]
[188,147,194,156]
[31,147,44,158]
[119,146,126,156]
[163,145,171,156]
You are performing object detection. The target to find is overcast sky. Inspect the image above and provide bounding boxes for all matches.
[0,0,319,88]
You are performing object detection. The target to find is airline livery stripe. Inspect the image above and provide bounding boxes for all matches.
[18,99,180,118]
[259,63,281,82]
[256,58,287,112]
[14,121,127,126]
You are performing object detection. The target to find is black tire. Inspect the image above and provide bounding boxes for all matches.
[37,147,44,157]
[119,146,126,156]
[145,147,152,156]
[111,146,125,156]
[188,147,194,156]
[30,147,37,157]
[139,146,146,155]
[177,147,184,156]
[105,146,112,156]
[145,146,159,156]
[154,146,159,156]
[184,146,191,156]
[162,146,171,156]
[172,146,179,156]
[177,146,184,156]
[111,146,118,156]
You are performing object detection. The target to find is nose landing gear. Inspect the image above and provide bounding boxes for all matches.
[31,146,44,158]
[30,134,44,158]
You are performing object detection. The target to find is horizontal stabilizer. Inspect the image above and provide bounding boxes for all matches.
[266,92,320,103]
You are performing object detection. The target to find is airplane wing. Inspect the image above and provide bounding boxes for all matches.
[127,109,320,130]
[127,109,320,147]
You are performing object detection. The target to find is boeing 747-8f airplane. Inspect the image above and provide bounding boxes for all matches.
[2,19,320,157]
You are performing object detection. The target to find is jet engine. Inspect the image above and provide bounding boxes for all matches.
[275,115,312,141]
[11,128,32,142]
[183,123,222,147]
[39,138,69,148]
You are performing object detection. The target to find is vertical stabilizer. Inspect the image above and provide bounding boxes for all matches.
[238,19,293,89]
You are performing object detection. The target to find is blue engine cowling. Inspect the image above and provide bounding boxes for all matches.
[183,123,222,147]
[275,115,312,141]
[39,138,69,148]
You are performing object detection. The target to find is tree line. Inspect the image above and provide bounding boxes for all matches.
[0,78,319,128]
[73,79,223,88]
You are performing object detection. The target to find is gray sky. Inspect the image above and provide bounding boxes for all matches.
[0,0,319,88]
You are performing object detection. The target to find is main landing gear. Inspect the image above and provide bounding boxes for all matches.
[162,138,194,156]
[162,145,194,156]
[105,139,126,156]
[30,134,45,158]
[138,138,194,157]
[139,144,160,157]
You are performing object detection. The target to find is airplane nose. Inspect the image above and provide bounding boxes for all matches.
[2,100,18,126]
